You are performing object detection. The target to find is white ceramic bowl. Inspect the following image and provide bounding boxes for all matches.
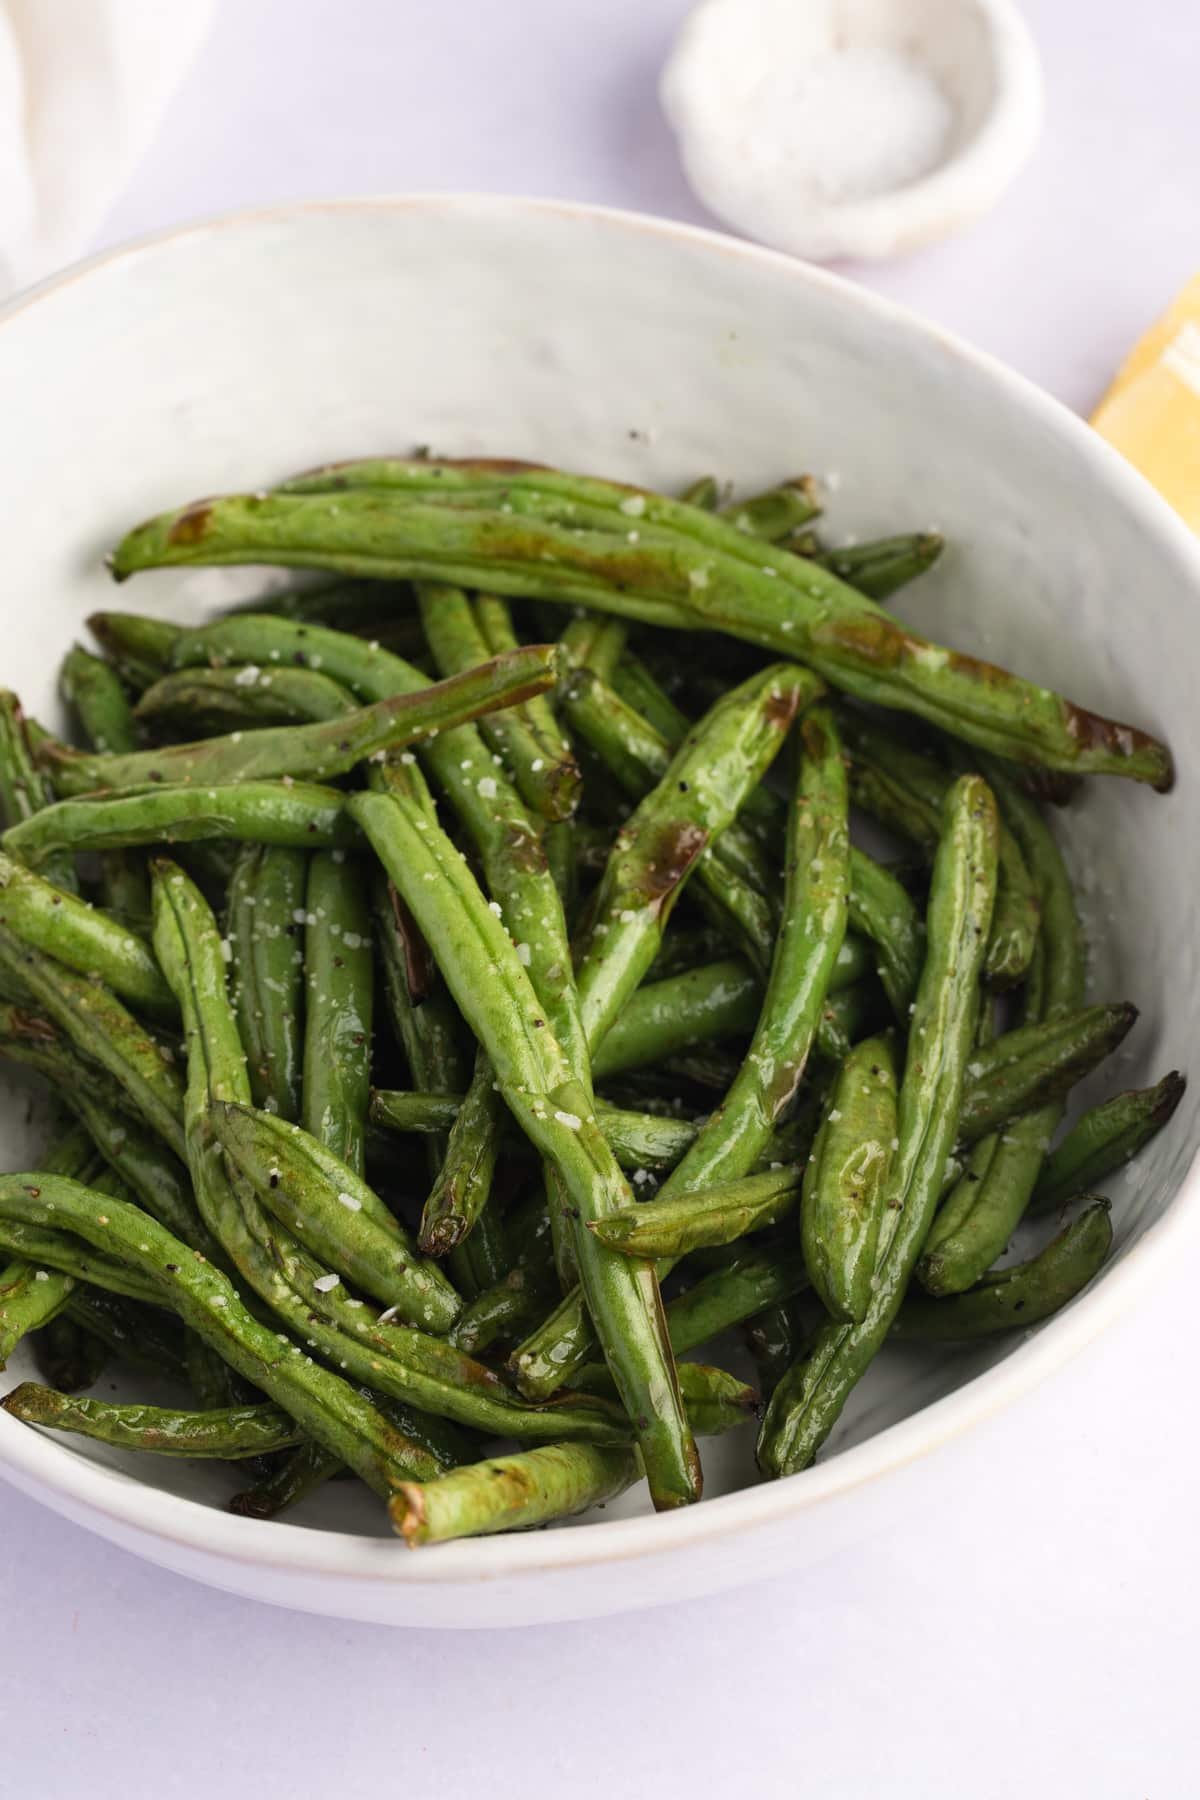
[0,196,1196,1629]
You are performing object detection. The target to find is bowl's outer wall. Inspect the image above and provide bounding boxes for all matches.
[0,197,1197,1625]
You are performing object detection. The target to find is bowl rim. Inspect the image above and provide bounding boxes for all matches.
[1,189,1197,1588]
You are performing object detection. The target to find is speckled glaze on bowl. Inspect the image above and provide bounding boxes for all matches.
[0,196,1196,1628]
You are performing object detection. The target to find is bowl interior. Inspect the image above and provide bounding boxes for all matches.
[1,197,1197,1544]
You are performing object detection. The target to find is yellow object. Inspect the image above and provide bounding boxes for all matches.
[1092,274,1200,533]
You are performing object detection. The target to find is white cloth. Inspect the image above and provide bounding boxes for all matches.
[0,0,213,295]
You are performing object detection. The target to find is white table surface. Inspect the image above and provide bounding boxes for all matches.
[5,2,1199,1794]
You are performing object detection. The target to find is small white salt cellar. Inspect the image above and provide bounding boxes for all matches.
[661,0,1044,261]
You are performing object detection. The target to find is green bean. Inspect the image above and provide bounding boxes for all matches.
[847,849,925,1018]
[419,584,581,820]
[40,644,557,796]
[302,850,373,1173]
[801,1033,899,1323]
[611,651,695,751]
[447,1264,558,1356]
[0,852,174,1016]
[213,1101,461,1332]
[0,1121,104,1364]
[665,1248,810,1355]
[349,785,700,1508]
[1031,1072,1186,1214]
[558,614,629,681]
[68,1088,212,1252]
[0,1163,442,1495]
[718,477,821,541]
[2,1382,305,1458]
[561,665,780,973]
[575,665,817,1051]
[758,774,999,1477]
[153,856,628,1448]
[419,1047,505,1257]
[0,690,79,896]
[895,1201,1113,1339]
[59,647,153,930]
[679,476,720,510]
[110,465,1173,788]
[956,1003,1136,1147]
[4,781,360,864]
[660,706,848,1190]
[87,612,180,689]
[135,664,358,733]
[228,843,306,1121]
[591,959,760,1080]
[0,1260,71,1364]
[511,710,848,1398]
[589,1165,799,1258]
[0,926,185,1156]
[0,1213,167,1307]
[810,533,944,600]
[391,1441,641,1545]
[845,719,1040,987]
[917,760,1090,1292]
[571,1358,758,1437]
[60,644,139,753]
[230,1440,343,1517]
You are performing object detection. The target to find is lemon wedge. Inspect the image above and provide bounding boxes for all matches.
[1092,275,1200,533]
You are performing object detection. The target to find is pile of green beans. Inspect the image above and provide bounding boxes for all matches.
[0,453,1182,1549]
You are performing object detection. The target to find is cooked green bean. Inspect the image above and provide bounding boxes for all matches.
[759,774,999,1477]
[228,843,306,1121]
[87,611,180,689]
[349,784,700,1508]
[0,690,79,896]
[561,664,780,974]
[302,850,373,1173]
[665,1247,810,1356]
[575,664,818,1052]
[4,781,360,864]
[10,1181,476,1500]
[213,1101,461,1331]
[0,852,174,1016]
[742,1299,800,1397]
[956,1002,1136,1147]
[2,1383,304,1458]
[110,463,1173,786]
[152,856,629,1450]
[844,718,1040,987]
[512,709,848,1398]
[391,1441,641,1545]
[801,1033,899,1323]
[895,1201,1113,1339]
[847,849,925,1018]
[718,477,820,541]
[40,644,557,795]
[0,925,185,1156]
[810,532,944,600]
[230,1440,343,1518]
[0,1260,71,1365]
[589,1165,799,1259]
[60,645,140,754]
[33,1315,109,1392]
[67,1288,188,1381]
[419,584,581,820]
[135,664,358,732]
[1031,1073,1186,1214]
[419,1047,505,1258]
[571,1358,758,1437]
